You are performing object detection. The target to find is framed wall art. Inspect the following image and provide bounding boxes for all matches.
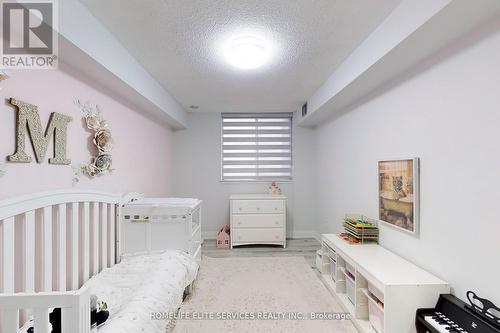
[378,158,420,235]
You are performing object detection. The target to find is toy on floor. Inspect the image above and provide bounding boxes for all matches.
[25,295,109,333]
[217,224,230,249]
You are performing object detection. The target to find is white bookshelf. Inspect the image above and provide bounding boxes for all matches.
[320,234,449,333]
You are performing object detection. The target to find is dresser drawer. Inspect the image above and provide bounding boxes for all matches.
[232,228,284,243]
[232,200,284,214]
[232,214,284,228]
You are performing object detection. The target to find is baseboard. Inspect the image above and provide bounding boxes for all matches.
[202,229,319,240]
[287,230,317,239]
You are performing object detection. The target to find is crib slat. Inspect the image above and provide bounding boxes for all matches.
[24,211,36,325]
[25,210,36,293]
[34,308,50,333]
[82,202,90,283]
[71,202,79,290]
[2,217,15,293]
[92,203,99,276]
[59,204,67,291]
[43,207,52,291]
[109,204,116,266]
[61,308,72,333]
[101,204,108,270]
[2,309,19,333]
[83,299,91,333]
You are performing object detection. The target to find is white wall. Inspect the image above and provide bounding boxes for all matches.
[172,112,316,239]
[314,20,500,305]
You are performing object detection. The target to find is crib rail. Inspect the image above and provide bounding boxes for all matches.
[0,190,122,333]
[0,287,90,333]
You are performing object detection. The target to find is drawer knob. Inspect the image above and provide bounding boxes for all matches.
[238,222,241,225]
[275,236,279,239]
[239,207,242,211]
[275,221,279,225]
[274,207,278,210]
[256,207,260,210]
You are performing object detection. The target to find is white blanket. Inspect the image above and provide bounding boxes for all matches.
[84,250,198,333]
[16,251,198,333]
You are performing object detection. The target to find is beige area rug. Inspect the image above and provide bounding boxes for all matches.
[173,256,358,333]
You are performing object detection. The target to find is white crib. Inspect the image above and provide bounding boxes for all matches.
[0,190,199,333]
[0,190,122,333]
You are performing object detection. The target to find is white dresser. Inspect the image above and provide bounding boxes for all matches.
[230,194,286,248]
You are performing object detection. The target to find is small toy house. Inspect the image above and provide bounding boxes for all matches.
[217,225,230,249]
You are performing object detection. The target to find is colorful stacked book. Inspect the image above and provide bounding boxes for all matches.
[340,215,379,244]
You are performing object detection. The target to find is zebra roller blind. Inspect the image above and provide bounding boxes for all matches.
[221,113,293,181]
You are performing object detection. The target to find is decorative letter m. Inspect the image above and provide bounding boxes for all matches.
[8,98,72,164]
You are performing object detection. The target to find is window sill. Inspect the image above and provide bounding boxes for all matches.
[220,180,294,184]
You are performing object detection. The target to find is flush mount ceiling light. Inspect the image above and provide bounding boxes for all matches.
[224,35,271,70]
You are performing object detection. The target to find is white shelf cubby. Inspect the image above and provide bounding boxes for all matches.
[320,234,449,333]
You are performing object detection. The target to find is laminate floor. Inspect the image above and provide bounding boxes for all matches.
[201,238,320,268]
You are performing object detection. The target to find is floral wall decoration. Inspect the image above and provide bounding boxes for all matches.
[0,70,9,89]
[75,100,114,178]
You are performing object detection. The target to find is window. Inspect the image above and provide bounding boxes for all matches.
[221,113,293,181]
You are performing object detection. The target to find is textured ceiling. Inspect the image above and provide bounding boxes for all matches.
[81,0,401,113]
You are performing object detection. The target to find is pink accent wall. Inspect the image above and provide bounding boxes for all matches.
[0,67,174,200]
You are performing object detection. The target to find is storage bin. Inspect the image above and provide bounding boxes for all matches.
[315,250,323,272]
[330,259,337,282]
[346,277,355,305]
[345,262,355,278]
[368,282,384,303]
[368,296,384,333]
[327,253,336,263]
[326,245,337,261]
[344,262,356,282]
